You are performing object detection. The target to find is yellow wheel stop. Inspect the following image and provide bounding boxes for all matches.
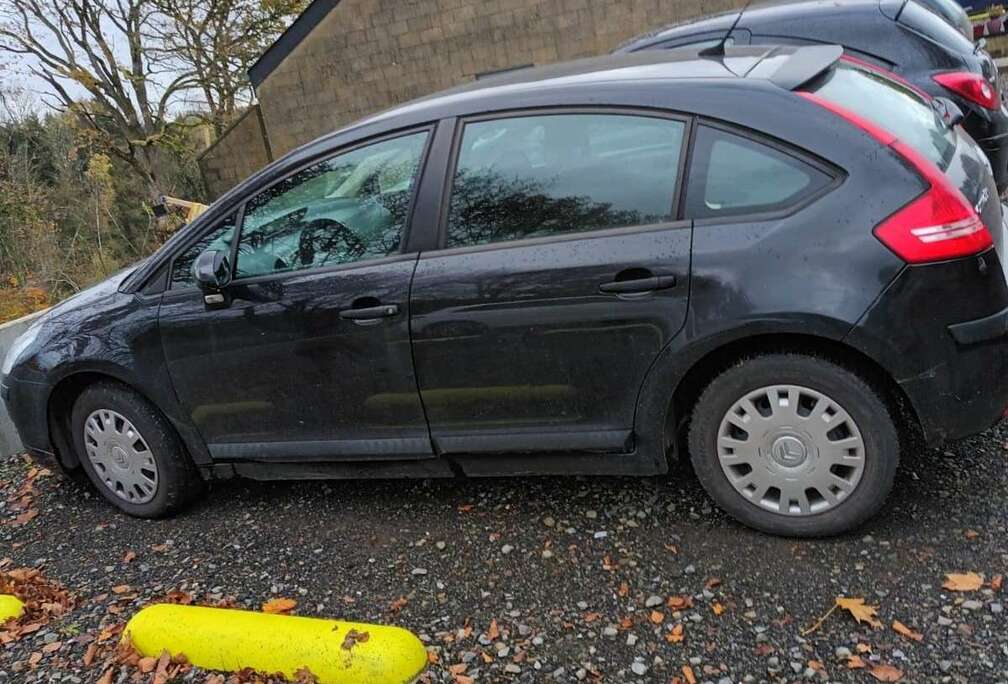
[124,604,426,683]
[0,594,25,623]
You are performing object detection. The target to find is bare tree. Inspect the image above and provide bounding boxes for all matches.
[147,0,306,136]
[0,0,203,199]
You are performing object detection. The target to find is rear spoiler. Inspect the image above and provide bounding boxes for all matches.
[756,45,844,90]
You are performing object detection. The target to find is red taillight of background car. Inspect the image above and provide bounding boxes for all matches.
[932,72,999,110]
[798,91,993,264]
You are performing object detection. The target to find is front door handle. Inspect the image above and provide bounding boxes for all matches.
[599,275,677,294]
[339,304,399,321]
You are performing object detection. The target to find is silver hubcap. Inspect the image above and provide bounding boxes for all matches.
[83,409,159,504]
[717,385,866,516]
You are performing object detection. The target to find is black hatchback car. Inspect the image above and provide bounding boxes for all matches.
[618,0,1008,194]
[5,47,1008,536]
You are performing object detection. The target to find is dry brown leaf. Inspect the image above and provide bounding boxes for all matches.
[138,656,158,673]
[990,574,1003,592]
[40,640,61,654]
[261,597,296,614]
[964,529,979,540]
[82,642,98,667]
[122,551,136,563]
[847,655,866,669]
[665,623,684,644]
[110,585,131,595]
[96,668,114,684]
[892,620,923,642]
[712,601,725,616]
[618,582,629,598]
[869,663,904,682]
[943,572,983,592]
[13,509,37,526]
[667,595,693,610]
[836,597,882,629]
[487,618,500,640]
[649,610,664,624]
[682,664,697,684]
[28,651,42,667]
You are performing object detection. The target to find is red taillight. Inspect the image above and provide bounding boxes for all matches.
[798,91,993,264]
[932,71,998,110]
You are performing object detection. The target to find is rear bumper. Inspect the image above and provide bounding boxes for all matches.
[846,251,1008,445]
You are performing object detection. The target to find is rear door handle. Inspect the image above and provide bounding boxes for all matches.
[339,304,399,321]
[599,275,677,294]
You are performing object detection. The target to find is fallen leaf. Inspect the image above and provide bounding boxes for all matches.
[82,642,98,667]
[667,595,693,610]
[704,577,721,590]
[28,651,42,667]
[457,504,474,512]
[964,529,979,540]
[487,618,500,640]
[341,628,370,651]
[261,597,296,614]
[836,597,882,629]
[389,596,408,613]
[892,620,923,642]
[869,663,904,681]
[682,664,697,684]
[13,509,37,526]
[111,585,131,595]
[943,572,983,592]
[991,574,1003,592]
[649,610,664,624]
[618,581,629,598]
[712,601,725,616]
[138,657,158,673]
[847,655,866,669]
[665,623,684,644]
[426,650,439,665]
[41,640,61,654]
[122,551,136,563]
[97,668,114,684]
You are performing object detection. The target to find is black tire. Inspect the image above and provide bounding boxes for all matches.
[71,381,202,517]
[688,353,899,537]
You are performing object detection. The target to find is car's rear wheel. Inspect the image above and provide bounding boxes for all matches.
[71,382,201,517]
[688,353,899,537]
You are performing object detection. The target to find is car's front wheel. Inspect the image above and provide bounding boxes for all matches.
[71,382,201,517]
[688,353,899,537]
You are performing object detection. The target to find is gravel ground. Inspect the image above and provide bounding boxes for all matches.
[1,422,1006,684]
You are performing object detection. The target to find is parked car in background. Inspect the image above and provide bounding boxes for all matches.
[917,0,973,39]
[4,47,1007,536]
[617,0,1008,195]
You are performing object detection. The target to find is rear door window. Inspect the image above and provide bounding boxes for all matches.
[685,126,834,220]
[445,113,686,247]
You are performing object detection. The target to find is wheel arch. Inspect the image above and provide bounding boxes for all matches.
[634,331,924,469]
[46,367,209,473]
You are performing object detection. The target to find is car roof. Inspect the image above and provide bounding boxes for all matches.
[618,0,902,51]
[360,45,840,127]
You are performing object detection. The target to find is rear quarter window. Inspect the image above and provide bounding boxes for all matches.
[685,125,835,220]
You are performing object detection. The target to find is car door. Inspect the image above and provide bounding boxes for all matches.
[409,110,692,455]
[158,128,435,462]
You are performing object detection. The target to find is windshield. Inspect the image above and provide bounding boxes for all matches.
[809,61,956,170]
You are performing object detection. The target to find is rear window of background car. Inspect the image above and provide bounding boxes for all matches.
[445,113,685,248]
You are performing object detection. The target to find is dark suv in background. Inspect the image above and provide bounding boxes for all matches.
[618,0,1008,194]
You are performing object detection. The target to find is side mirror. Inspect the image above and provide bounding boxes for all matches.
[932,96,965,128]
[193,250,231,305]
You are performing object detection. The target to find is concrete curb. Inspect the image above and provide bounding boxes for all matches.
[0,594,25,623]
[124,604,427,683]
